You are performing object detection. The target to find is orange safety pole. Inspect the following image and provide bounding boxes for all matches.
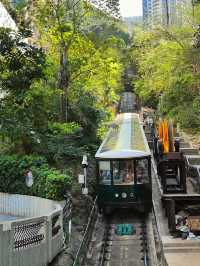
[163,119,169,153]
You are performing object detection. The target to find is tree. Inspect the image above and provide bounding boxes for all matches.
[33,0,85,122]
[131,18,200,129]
[90,0,120,18]
[32,0,125,123]
[0,0,127,158]
[31,0,121,122]
[0,28,46,153]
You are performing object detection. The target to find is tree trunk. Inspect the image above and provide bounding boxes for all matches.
[165,0,169,26]
[21,135,33,155]
[59,44,69,123]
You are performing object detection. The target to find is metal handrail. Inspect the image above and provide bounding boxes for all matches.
[72,196,98,266]
[62,193,73,245]
[151,158,167,266]
[152,199,168,266]
[63,194,72,220]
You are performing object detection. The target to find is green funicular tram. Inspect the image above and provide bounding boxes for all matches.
[95,113,152,214]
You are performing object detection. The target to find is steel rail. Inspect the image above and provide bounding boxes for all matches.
[98,216,109,266]
[141,218,149,266]
[72,196,98,266]
[99,213,150,266]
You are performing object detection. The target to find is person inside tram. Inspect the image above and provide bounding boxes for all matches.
[122,161,134,184]
[113,160,135,185]
[100,169,111,182]
[137,159,149,184]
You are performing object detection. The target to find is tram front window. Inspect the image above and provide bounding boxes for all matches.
[113,160,134,185]
[136,159,149,184]
[99,161,111,185]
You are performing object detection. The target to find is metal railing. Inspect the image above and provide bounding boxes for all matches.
[152,200,168,266]
[63,193,73,244]
[151,159,168,266]
[72,197,98,266]
[63,193,72,221]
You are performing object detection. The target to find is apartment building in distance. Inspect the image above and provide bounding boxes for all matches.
[143,0,192,27]
[143,0,152,24]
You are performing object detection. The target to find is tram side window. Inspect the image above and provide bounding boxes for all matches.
[113,160,134,185]
[99,161,111,185]
[136,159,149,184]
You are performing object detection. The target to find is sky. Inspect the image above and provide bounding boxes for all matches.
[120,0,142,17]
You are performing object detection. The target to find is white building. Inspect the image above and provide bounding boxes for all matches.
[143,0,153,25]
[167,0,192,25]
[144,0,192,27]
[0,2,18,98]
[0,2,17,30]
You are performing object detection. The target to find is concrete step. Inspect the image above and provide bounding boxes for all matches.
[164,246,200,253]
[162,236,200,248]
[165,252,200,266]
[180,142,191,148]
[104,259,143,266]
[180,148,199,155]
[186,155,200,166]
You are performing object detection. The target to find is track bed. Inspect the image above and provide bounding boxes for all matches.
[101,210,149,266]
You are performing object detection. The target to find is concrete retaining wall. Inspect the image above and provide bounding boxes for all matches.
[0,193,63,266]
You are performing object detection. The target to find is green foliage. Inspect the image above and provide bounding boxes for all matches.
[48,122,81,135]
[31,165,72,200]
[0,0,130,202]
[97,108,116,140]
[32,1,124,149]
[0,28,45,92]
[131,20,200,130]
[40,121,85,162]
[88,22,130,46]
[0,155,72,200]
[0,28,47,153]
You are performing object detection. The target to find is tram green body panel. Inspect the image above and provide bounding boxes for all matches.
[97,184,152,207]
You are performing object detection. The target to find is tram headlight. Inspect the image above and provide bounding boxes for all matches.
[121,192,127,199]
[130,193,134,198]
[115,193,119,198]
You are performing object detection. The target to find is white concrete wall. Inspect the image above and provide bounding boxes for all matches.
[0,193,64,266]
[0,2,17,30]
[0,192,60,217]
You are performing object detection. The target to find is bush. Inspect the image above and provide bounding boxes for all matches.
[31,165,72,200]
[0,155,73,200]
[37,121,86,163]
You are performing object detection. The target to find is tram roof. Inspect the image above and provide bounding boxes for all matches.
[95,113,151,159]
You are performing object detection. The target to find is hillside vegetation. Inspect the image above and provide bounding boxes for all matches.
[130,4,200,131]
[0,0,128,199]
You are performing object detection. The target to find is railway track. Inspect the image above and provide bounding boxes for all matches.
[99,210,150,266]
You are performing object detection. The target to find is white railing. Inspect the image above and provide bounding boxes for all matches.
[0,192,64,266]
